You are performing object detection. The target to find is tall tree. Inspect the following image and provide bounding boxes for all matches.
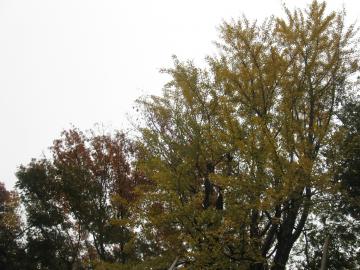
[135,1,359,269]
[16,128,150,268]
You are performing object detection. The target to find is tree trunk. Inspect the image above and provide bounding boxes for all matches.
[320,235,330,270]
[271,187,311,269]
[271,240,293,270]
[250,262,268,270]
[168,256,179,270]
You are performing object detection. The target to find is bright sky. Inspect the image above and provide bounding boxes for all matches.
[0,0,359,189]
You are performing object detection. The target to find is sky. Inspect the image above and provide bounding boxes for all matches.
[0,0,359,189]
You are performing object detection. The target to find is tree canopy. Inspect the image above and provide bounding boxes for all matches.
[134,1,359,269]
[0,1,359,269]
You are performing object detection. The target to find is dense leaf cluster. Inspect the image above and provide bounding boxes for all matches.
[0,1,359,269]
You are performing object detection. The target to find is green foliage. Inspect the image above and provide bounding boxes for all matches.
[16,159,83,269]
[290,212,360,269]
[289,100,360,269]
[336,101,360,218]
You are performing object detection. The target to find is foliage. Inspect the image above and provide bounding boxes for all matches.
[336,101,360,218]
[16,128,150,268]
[16,159,84,269]
[0,1,359,269]
[134,1,359,269]
[0,182,24,270]
[289,100,360,269]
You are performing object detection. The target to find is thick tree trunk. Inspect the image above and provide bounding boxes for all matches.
[271,201,299,269]
[271,187,311,269]
[271,236,293,270]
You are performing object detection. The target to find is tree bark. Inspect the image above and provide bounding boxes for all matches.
[271,187,311,270]
[320,235,330,270]
[168,256,179,270]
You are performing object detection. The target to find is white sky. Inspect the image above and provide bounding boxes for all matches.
[0,0,359,189]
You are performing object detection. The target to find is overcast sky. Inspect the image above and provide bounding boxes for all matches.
[0,0,359,189]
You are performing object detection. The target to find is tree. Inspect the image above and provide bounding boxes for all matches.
[0,182,24,270]
[135,1,359,269]
[16,127,150,268]
[16,159,84,270]
[288,100,360,270]
[336,100,360,218]
[289,211,360,269]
